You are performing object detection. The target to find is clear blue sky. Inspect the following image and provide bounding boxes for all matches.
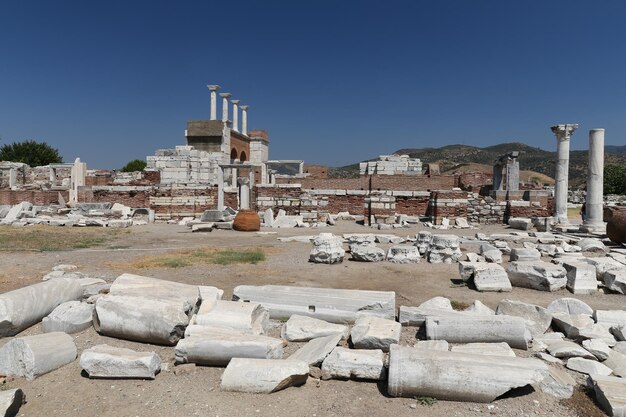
[1,1,625,169]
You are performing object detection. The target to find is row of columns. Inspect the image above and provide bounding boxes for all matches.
[207,85,249,135]
[550,124,605,232]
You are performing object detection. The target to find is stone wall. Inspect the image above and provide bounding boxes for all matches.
[277,174,457,191]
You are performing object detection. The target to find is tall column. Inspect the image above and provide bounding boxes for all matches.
[240,105,248,136]
[231,100,240,132]
[551,124,578,224]
[208,85,220,120]
[217,167,224,211]
[237,177,250,210]
[582,128,605,232]
[506,159,520,191]
[220,93,231,122]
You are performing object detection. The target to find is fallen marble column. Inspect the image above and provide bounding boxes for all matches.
[80,344,161,379]
[192,300,269,335]
[399,297,468,326]
[426,315,531,349]
[287,333,342,366]
[220,358,309,393]
[0,332,77,380]
[42,301,94,334]
[0,278,83,336]
[450,342,515,357]
[588,374,626,417]
[495,299,552,337]
[321,347,385,380]
[281,315,348,342]
[109,273,201,315]
[232,285,395,323]
[175,327,284,366]
[0,388,24,417]
[387,345,548,402]
[93,295,189,346]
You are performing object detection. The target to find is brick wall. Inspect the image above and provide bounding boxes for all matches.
[0,189,68,205]
[276,174,457,191]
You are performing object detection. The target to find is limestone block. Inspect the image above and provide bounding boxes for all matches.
[546,340,595,359]
[425,315,531,350]
[0,332,77,380]
[281,315,348,342]
[604,349,626,377]
[535,352,563,364]
[495,300,552,337]
[551,313,595,339]
[509,248,541,262]
[374,234,404,244]
[507,261,567,291]
[42,301,94,334]
[192,300,269,335]
[0,389,24,417]
[458,262,502,282]
[582,339,611,361]
[578,238,607,253]
[233,285,396,323]
[463,300,495,315]
[80,344,161,379]
[350,245,386,262]
[595,310,626,328]
[415,340,449,351]
[531,333,565,352]
[287,333,342,366]
[582,257,624,280]
[221,358,309,393]
[321,347,385,380]
[450,342,515,357]
[508,217,532,230]
[538,367,575,399]
[386,245,420,263]
[175,329,283,366]
[578,324,618,346]
[350,316,401,352]
[561,262,598,295]
[415,231,432,255]
[309,233,345,264]
[474,266,511,292]
[566,357,612,376]
[387,345,548,402]
[604,270,626,295]
[480,243,502,263]
[588,374,626,417]
[0,278,83,336]
[547,297,593,316]
[93,295,189,346]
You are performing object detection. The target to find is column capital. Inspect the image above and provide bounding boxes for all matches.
[231,99,240,105]
[551,124,579,140]
[240,105,249,111]
[220,92,232,99]
[207,85,220,92]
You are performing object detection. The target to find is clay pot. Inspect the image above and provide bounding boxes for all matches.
[232,209,261,232]
[604,206,626,244]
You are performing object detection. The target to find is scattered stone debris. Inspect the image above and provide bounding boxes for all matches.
[80,344,161,379]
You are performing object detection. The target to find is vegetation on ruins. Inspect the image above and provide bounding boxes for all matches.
[0,140,62,167]
[120,159,147,172]
[604,164,626,195]
[0,226,125,251]
[127,247,266,269]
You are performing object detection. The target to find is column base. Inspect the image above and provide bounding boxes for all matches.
[579,222,607,235]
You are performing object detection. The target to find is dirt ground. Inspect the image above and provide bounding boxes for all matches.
[0,221,619,417]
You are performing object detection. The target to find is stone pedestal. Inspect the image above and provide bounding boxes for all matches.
[581,129,606,233]
[551,124,578,224]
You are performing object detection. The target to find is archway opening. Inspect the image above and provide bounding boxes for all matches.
[240,151,247,163]
[230,148,238,161]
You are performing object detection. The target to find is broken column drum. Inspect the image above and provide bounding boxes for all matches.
[582,128,606,233]
[551,124,578,224]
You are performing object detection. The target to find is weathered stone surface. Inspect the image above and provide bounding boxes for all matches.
[175,328,283,366]
[350,245,386,262]
[480,243,502,263]
[387,245,421,263]
[495,300,552,337]
[42,301,94,334]
[459,262,500,282]
[450,342,515,357]
[546,340,595,359]
[614,325,626,342]
[604,270,626,295]
[535,352,563,364]
[287,333,342,366]
[80,344,161,379]
[415,340,449,351]
[221,358,309,393]
[538,367,575,399]
[532,333,565,352]
[262,208,274,227]
[551,313,595,339]
[595,310,626,328]
[578,238,607,253]
[415,231,432,255]
[426,315,531,350]
[0,332,77,380]
[508,217,532,230]
[474,266,511,292]
[350,316,401,352]
[321,347,385,380]
[567,357,612,376]
[582,257,625,280]
[192,300,269,335]
[281,315,348,342]
[604,349,626,377]
[93,295,189,346]
[428,235,462,264]
[507,261,567,291]
[387,345,548,402]
[196,286,224,314]
[399,297,465,326]
[464,300,495,315]
[583,339,612,361]
[509,248,541,262]
[233,285,395,323]
[547,297,594,316]
[0,278,83,337]
[0,388,24,417]
[578,324,618,347]
[589,374,626,417]
[309,233,345,264]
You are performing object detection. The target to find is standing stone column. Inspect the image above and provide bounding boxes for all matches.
[231,100,240,132]
[240,105,249,136]
[217,167,225,211]
[506,158,520,192]
[582,128,605,232]
[238,177,250,210]
[551,124,578,224]
[208,85,220,120]
[220,93,231,122]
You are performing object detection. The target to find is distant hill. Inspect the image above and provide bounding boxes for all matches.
[329,143,626,187]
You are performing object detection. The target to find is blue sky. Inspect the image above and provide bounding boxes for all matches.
[1,1,625,169]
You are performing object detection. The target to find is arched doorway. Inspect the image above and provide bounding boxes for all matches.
[230,148,238,161]
[240,151,247,163]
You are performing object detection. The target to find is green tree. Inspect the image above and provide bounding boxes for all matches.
[604,164,626,195]
[0,140,62,166]
[120,159,147,172]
